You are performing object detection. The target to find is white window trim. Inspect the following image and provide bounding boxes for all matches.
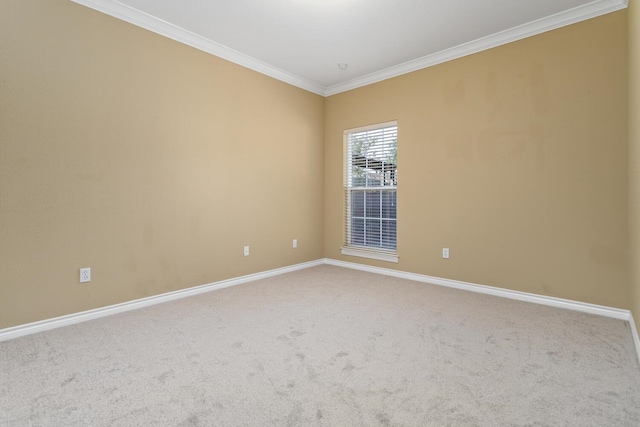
[343,120,398,263]
[341,247,399,263]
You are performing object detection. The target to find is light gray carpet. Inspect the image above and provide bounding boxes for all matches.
[1,265,639,426]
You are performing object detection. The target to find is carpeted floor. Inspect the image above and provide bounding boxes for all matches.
[1,265,639,426]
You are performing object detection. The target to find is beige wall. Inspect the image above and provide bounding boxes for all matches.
[0,1,632,330]
[630,0,640,332]
[325,11,629,308]
[0,0,325,328]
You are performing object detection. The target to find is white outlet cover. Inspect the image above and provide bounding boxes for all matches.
[243,246,249,256]
[293,239,297,248]
[80,267,91,283]
[442,248,450,259]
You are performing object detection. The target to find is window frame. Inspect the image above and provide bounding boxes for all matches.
[341,121,398,263]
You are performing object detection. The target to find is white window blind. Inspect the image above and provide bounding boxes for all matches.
[343,121,397,262]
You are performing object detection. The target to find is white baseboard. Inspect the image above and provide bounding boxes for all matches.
[3,257,640,364]
[629,312,640,365]
[0,259,323,342]
[324,258,640,361]
[324,258,632,320]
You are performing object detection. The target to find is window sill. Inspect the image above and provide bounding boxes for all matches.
[341,247,398,263]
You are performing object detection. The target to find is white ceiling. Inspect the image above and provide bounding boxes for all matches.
[72,0,627,96]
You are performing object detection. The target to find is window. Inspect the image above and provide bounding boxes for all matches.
[342,121,398,263]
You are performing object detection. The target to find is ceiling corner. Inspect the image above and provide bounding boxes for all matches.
[71,0,627,98]
[325,0,628,96]
[70,0,326,96]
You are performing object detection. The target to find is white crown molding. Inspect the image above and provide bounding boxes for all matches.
[325,0,628,96]
[71,0,627,98]
[70,0,326,96]
[0,259,323,342]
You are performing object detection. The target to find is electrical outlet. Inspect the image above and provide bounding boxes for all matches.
[293,239,298,248]
[80,267,91,283]
[442,248,450,259]
[243,246,250,256]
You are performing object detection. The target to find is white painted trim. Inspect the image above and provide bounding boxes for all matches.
[629,312,640,365]
[344,120,398,135]
[325,0,628,96]
[326,257,639,362]
[341,247,398,263]
[3,256,638,365]
[324,258,632,321]
[69,0,325,96]
[71,0,626,97]
[0,260,323,342]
